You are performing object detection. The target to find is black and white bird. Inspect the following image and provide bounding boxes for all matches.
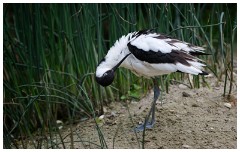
[95,29,208,131]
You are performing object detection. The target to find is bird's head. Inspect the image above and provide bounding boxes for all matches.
[95,53,131,87]
[95,69,115,87]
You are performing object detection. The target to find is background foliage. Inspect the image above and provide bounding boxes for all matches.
[3,3,236,148]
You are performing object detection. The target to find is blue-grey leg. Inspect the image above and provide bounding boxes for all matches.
[135,78,160,132]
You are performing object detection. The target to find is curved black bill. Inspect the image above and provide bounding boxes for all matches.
[112,53,131,71]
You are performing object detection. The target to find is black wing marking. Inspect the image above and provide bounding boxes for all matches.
[127,42,194,66]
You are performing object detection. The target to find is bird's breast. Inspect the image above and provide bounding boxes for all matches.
[121,55,172,78]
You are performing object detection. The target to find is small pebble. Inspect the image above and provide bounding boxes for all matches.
[131,101,138,104]
[224,103,232,109]
[111,111,117,117]
[56,120,63,130]
[209,127,215,132]
[99,115,105,119]
[182,144,191,149]
[182,92,191,97]
[179,84,188,89]
[192,103,199,107]
[103,107,107,113]
[204,73,213,78]
[56,120,63,124]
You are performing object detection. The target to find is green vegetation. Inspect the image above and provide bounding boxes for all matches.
[3,3,236,148]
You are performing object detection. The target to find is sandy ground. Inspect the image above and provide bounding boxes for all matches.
[58,74,237,149]
[15,72,237,149]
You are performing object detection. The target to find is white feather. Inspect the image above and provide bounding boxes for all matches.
[171,42,192,52]
[176,63,202,75]
[150,63,177,73]
[121,56,174,77]
[130,34,176,53]
[188,61,206,69]
[96,34,131,77]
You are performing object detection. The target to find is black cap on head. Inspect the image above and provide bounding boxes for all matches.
[95,70,115,87]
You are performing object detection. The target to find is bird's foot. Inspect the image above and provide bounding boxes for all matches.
[134,120,155,132]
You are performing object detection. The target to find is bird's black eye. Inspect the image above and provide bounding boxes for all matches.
[103,72,108,76]
[95,70,115,87]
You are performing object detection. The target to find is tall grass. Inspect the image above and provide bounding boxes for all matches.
[3,3,236,148]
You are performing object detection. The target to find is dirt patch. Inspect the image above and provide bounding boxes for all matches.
[16,74,236,149]
[59,75,237,149]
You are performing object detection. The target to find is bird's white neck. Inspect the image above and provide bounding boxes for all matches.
[96,33,131,77]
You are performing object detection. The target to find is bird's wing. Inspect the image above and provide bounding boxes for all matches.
[127,31,206,66]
